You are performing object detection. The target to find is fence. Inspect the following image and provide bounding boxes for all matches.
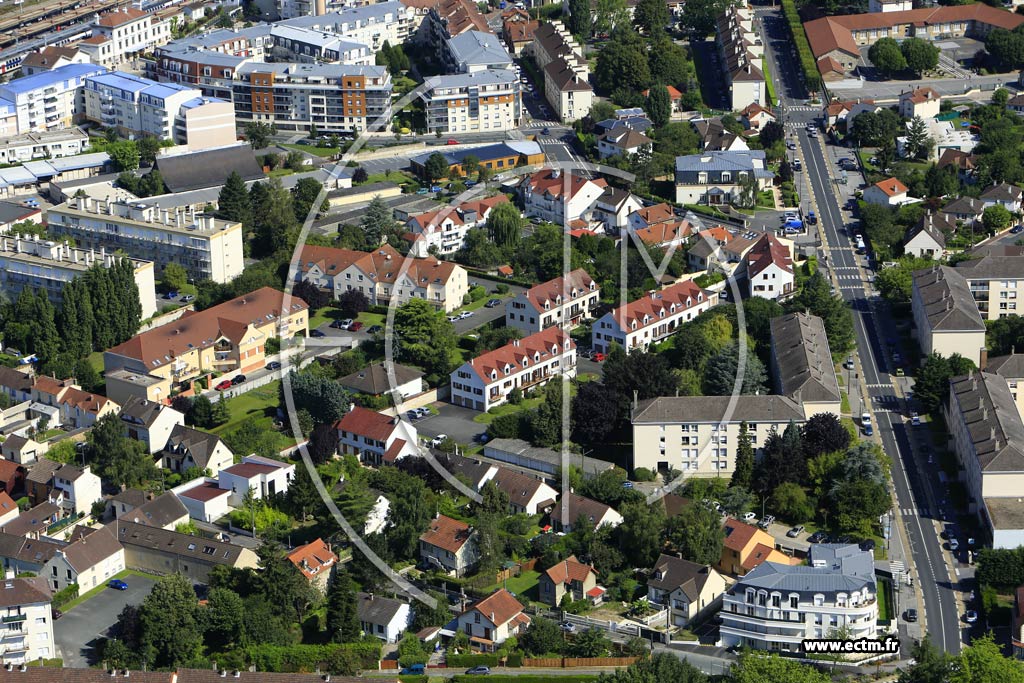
[138,304,195,334]
[521,657,640,668]
[562,612,640,638]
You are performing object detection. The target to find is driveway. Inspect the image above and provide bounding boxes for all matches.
[54,576,157,668]
[414,403,483,445]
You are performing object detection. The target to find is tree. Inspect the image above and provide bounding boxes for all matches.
[753,423,806,497]
[202,587,245,650]
[73,357,102,393]
[665,502,723,565]
[983,204,1013,233]
[137,136,162,166]
[326,571,361,642]
[988,315,1024,357]
[594,36,651,94]
[256,541,318,622]
[900,637,952,683]
[571,381,622,444]
[486,201,523,249]
[88,413,155,488]
[925,163,960,199]
[868,37,906,77]
[720,486,754,516]
[914,352,976,413]
[285,369,351,425]
[361,195,394,246]
[801,413,849,458]
[732,422,754,490]
[292,176,327,222]
[521,617,563,656]
[616,500,665,567]
[569,627,611,658]
[635,0,670,35]
[393,298,458,380]
[986,27,1024,71]
[645,84,671,129]
[337,289,369,317]
[108,141,140,172]
[252,177,296,257]
[594,0,629,37]
[423,153,449,183]
[679,0,726,36]
[566,0,591,37]
[187,394,215,428]
[904,116,931,160]
[901,37,940,76]
[732,652,831,683]
[759,121,784,149]
[161,263,188,293]
[603,348,680,405]
[244,121,276,149]
[771,482,813,524]
[702,341,766,396]
[292,279,331,316]
[140,573,202,668]
[352,167,369,184]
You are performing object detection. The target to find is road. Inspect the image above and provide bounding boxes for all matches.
[54,576,157,668]
[758,6,964,655]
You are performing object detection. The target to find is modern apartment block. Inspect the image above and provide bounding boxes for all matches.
[83,71,236,150]
[0,577,56,665]
[0,63,106,135]
[281,2,422,46]
[420,69,520,134]
[80,7,172,68]
[103,287,308,405]
[150,44,253,100]
[720,544,878,653]
[450,326,576,411]
[0,235,157,319]
[955,253,1024,320]
[46,196,245,284]
[0,128,90,165]
[910,265,986,368]
[591,280,716,355]
[231,62,391,134]
[631,395,806,476]
[505,268,600,334]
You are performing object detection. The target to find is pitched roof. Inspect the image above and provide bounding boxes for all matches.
[816,55,845,77]
[124,492,188,528]
[980,181,1024,202]
[912,265,985,332]
[605,279,711,332]
[549,493,615,527]
[987,352,1024,379]
[120,396,181,429]
[62,524,122,572]
[955,253,1024,280]
[0,492,16,518]
[96,7,149,26]
[723,518,761,552]
[906,212,950,249]
[20,46,83,70]
[522,170,606,201]
[339,363,424,395]
[107,288,308,370]
[335,406,401,441]
[0,367,34,394]
[649,554,716,601]
[59,387,116,416]
[901,86,940,104]
[543,555,596,586]
[770,312,841,404]
[871,177,909,198]
[0,532,62,565]
[490,467,554,507]
[286,537,337,580]
[519,269,596,314]
[0,576,51,608]
[115,520,251,566]
[297,244,462,288]
[0,503,59,537]
[162,424,230,470]
[747,232,793,279]
[463,588,525,627]
[600,127,653,150]
[420,514,474,554]
[153,145,265,193]
[941,196,985,216]
[949,372,1024,473]
[543,57,592,91]
[632,203,676,226]
[357,591,408,625]
[25,458,60,486]
[462,326,574,383]
[937,149,978,172]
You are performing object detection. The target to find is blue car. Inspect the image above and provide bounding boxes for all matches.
[400,664,425,675]
[108,579,128,591]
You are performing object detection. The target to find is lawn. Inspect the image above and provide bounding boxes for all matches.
[62,569,162,612]
[483,569,540,599]
[763,59,776,106]
[473,395,545,424]
[211,380,284,439]
[282,142,340,158]
[876,579,892,621]
[268,168,296,178]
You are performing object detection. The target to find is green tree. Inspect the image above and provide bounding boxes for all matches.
[594,0,629,37]
[361,195,395,246]
[486,201,523,249]
[326,571,362,643]
[988,315,1024,357]
[801,413,849,458]
[412,590,453,629]
[88,413,155,488]
[900,637,951,683]
[679,0,725,36]
[569,627,611,658]
[393,298,458,380]
[292,176,328,223]
[901,37,940,76]
[187,394,214,428]
[161,263,188,292]
[732,422,754,490]
[244,121,276,149]
[252,177,297,257]
[594,35,651,94]
[140,573,202,668]
[868,37,906,77]
[566,0,591,37]
[202,587,245,650]
[914,352,976,413]
[137,136,162,166]
[665,501,723,565]
[771,482,813,524]
[616,500,665,567]
[702,341,767,396]
[108,140,140,172]
[521,617,563,656]
[732,651,831,683]
[397,631,429,666]
[73,357,102,393]
[645,84,671,129]
[256,541,318,622]
[904,116,932,160]
[983,204,1012,233]
[635,0,669,34]
[423,153,449,183]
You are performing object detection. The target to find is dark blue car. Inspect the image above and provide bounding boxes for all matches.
[108,579,128,590]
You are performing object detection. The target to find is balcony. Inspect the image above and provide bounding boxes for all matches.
[1,642,29,654]
[0,615,25,624]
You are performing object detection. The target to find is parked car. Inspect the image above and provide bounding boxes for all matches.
[560,622,576,633]
[215,379,233,391]
[861,412,872,427]
[350,321,363,332]
[1012,224,1024,234]
[904,608,918,622]
[108,579,128,591]
[400,665,426,675]
[758,515,774,529]
[541,127,550,135]
[267,361,281,371]
[367,325,383,334]
[447,315,459,322]
[593,352,606,362]
[910,411,921,426]
[742,512,756,522]
[407,410,419,421]
[808,531,828,543]
[430,434,449,447]
[52,609,63,620]
[949,537,960,551]
[447,139,459,145]
[965,610,978,624]
[466,666,491,675]
[787,525,805,538]
[863,424,874,436]
[163,291,179,299]
[485,298,502,308]
[310,329,325,337]
[415,407,431,418]
[231,374,246,385]
[181,294,195,303]
[459,310,474,319]
[859,539,876,552]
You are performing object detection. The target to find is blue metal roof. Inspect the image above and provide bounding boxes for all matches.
[0,63,106,95]
[88,71,152,93]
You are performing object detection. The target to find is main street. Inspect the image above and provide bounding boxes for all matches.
[757,7,964,654]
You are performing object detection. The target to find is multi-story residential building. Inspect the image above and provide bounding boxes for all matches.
[0,129,90,165]
[103,287,308,405]
[420,70,520,134]
[529,22,592,123]
[50,464,102,516]
[501,8,538,56]
[357,592,412,643]
[674,150,774,206]
[119,397,186,455]
[449,326,576,412]
[335,405,419,465]
[0,64,106,135]
[517,169,608,225]
[987,351,1024,417]
[456,589,529,650]
[592,187,644,232]
[0,577,56,665]
[946,372,1024,548]
[631,395,806,476]
[268,25,373,66]
[715,4,766,112]
[647,554,727,628]
[0,235,157,319]
[231,61,391,134]
[282,2,422,47]
[538,555,601,607]
[550,493,623,533]
[80,8,172,68]
[721,544,878,653]
[46,195,245,285]
[746,232,794,300]
[404,195,509,257]
[418,0,491,61]
[591,280,716,355]
[910,265,986,367]
[955,252,1024,320]
[83,71,236,151]
[419,513,479,576]
[899,86,941,119]
[505,269,599,334]
[150,44,252,100]
[115,520,259,583]
[444,30,513,73]
[296,244,469,313]
[769,312,842,420]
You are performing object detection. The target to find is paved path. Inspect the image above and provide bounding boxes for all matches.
[54,577,157,669]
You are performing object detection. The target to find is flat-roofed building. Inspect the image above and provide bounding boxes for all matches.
[420,70,520,134]
[0,64,107,135]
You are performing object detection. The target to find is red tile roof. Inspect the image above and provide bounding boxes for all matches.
[723,517,760,552]
[522,170,607,202]
[0,492,16,516]
[297,244,461,287]
[286,537,338,580]
[60,387,116,415]
[382,438,408,463]
[633,203,675,226]
[607,279,710,330]
[96,7,149,27]
[178,482,229,502]
[464,325,574,383]
[420,514,474,554]
[634,220,695,247]
[543,555,596,586]
[643,85,683,100]
[335,406,399,442]
[903,87,939,104]
[464,588,526,628]
[747,232,793,279]
[873,177,909,197]
[520,268,596,313]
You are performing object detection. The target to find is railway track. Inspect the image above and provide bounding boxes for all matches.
[0,0,132,52]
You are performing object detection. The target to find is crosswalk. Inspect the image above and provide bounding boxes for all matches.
[899,509,929,518]
[784,105,819,112]
[522,120,555,128]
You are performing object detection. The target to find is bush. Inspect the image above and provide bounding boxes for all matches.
[781,0,821,92]
[447,653,499,668]
[468,285,487,302]
[494,283,510,294]
[633,467,656,482]
[52,584,79,608]
[242,642,381,674]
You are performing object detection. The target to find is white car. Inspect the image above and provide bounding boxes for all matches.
[447,315,459,322]
[742,512,756,522]
[430,434,449,448]
[910,412,921,426]
[459,310,474,319]
[861,412,872,427]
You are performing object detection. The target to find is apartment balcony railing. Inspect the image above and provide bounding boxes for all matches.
[0,615,25,624]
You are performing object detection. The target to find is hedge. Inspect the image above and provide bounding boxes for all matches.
[781,0,822,93]
[52,584,79,609]
[453,677,600,683]
[447,653,499,667]
[240,642,382,674]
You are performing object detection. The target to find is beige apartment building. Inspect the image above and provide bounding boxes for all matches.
[769,312,842,420]
[46,196,244,284]
[104,287,308,404]
[911,265,986,368]
[631,395,806,477]
[987,352,1024,418]
[955,253,1024,320]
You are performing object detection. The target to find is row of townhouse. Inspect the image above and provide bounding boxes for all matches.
[714,3,766,112]
[591,279,716,355]
[296,243,469,312]
[526,22,592,123]
[403,194,509,256]
[79,7,173,69]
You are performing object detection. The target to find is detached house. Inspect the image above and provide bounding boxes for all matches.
[456,588,530,651]
[746,233,794,301]
[863,177,911,207]
[718,518,797,576]
[336,405,419,465]
[591,280,715,355]
[647,554,727,628]
[739,103,776,132]
[490,467,557,516]
[592,187,645,232]
[549,493,623,533]
[597,127,653,160]
[119,398,185,455]
[218,455,294,507]
[404,195,509,257]
[517,170,608,226]
[505,269,600,334]
[538,555,603,607]
[904,212,951,260]
[287,538,338,592]
[357,592,412,643]
[49,464,102,517]
[942,196,985,227]
[159,424,234,475]
[419,514,479,576]
[981,182,1024,213]
[674,150,774,206]
[1,436,47,465]
[899,87,941,119]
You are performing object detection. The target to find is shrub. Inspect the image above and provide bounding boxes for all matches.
[447,653,499,668]
[633,467,656,482]
[52,584,79,608]
[468,285,487,302]
[781,0,821,92]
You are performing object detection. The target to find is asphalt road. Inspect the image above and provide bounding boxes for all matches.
[54,576,157,668]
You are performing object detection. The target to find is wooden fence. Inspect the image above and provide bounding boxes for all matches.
[522,657,639,668]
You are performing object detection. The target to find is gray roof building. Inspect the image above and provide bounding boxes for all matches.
[153,145,265,193]
[0,532,63,566]
[632,395,806,425]
[339,362,424,396]
[769,312,841,405]
[675,150,774,184]
[948,372,1024,473]
[161,424,231,471]
[955,254,1024,281]
[119,396,172,429]
[649,554,719,602]
[0,576,51,607]
[980,182,1023,203]
[445,30,513,70]
[123,492,189,529]
[62,525,122,572]
[114,520,252,567]
[728,544,874,601]
[0,502,60,537]
[912,266,985,332]
[987,352,1024,379]
[356,591,408,626]
[906,212,950,248]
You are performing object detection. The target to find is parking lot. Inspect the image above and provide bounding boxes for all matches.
[414,403,484,445]
[54,575,157,668]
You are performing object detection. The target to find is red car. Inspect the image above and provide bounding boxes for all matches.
[446,138,459,145]
[593,352,606,362]
[215,379,233,391]
[350,321,363,331]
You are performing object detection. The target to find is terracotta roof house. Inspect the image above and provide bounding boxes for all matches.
[419,514,479,576]
[863,177,912,207]
[647,554,727,627]
[456,588,529,651]
[538,555,602,607]
[287,538,337,591]
[336,405,419,466]
[504,268,600,335]
[549,493,623,533]
[0,492,18,527]
[899,87,941,119]
[591,279,715,355]
[718,518,797,576]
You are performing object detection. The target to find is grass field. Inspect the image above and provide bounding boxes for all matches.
[876,580,891,621]
[211,381,282,436]
[282,142,340,158]
[483,569,541,599]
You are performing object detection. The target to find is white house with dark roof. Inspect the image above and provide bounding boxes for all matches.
[591,280,715,355]
[339,363,424,399]
[217,455,294,507]
[172,478,232,524]
[769,312,841,419]
[549,493,622,532]
[746,233,794,301]
[119,397,185,454]
[911,266,987,367]
[505,269,600,334]
[42,525,125,592]
[0,577,56,664]
[981,182,1024,213]
[517,170,608,226]
[648,554,727,627]
[674,150,774,206]
[0,436,47,465]
[159,424,234,475]
[597,127,653,160]
[456,588,529,650]
[592,187,644,232]
[941,196,985,227]
[904,213,950,260]
[490,467,557,516]
[449,326,576,412]
[404,195,509,257]
[357,591,412,643]
[335,405,419,465]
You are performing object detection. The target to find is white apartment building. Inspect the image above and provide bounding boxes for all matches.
[721,544,878,654]
[404,195,509,257]
[269,25,373,65]
[0,235,158,319]
[910,265,987,368]
[631,395,806,476]
[0,129,90,165]
[83,71,236,150]
[592,280,716,355]
[505,268,600,334]
[518,170,608,226]
[0,578,56,665]
[297,243,469,313]
[277,2,421,46]
[715,4,766,112]
[955,254,1024,321]
[450,326,576,412]
[0,64,107,135]
[81,8,172,68]
[530,22,592,123]
[420,70,520,134]
[46,196,245,284]
[218,455,294,507]
[336,405,419,466]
